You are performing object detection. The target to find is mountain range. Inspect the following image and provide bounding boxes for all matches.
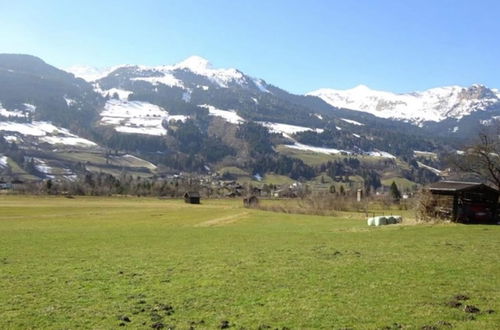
[0,53,498,187]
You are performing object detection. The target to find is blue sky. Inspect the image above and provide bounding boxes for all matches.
[1,0,499,94]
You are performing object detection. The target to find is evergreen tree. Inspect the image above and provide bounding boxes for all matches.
[390,181,401,202]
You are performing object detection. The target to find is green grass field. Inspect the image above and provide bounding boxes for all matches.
[0,196,498,329]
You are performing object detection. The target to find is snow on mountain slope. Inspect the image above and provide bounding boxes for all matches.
[340,118,364,126]
[367,150,396,159]
[0,121,96,147]
[417,161,443,175]
[308,84,499,125]
[167,115,189,123]
[100,99,170,136]
[258,122,323,136]
[0,155,7,168]
[94,86,133,100]
[0,102,35,118]
[493,88,500,98]
[285,142,345,155]
[131,74,184,88]
[173,56,246,88]
[74,56,269,92]
[199,105,245,124]
[66,65,123,82]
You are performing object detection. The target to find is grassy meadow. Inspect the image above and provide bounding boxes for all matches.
[0,196,499,329]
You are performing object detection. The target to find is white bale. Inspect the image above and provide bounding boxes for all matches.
[368,216,403,226]
[373,216,387,226]
[387,216,396,224]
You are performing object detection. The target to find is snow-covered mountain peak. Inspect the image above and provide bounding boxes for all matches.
[172,56,244,88]
[350,84,372,92]
[308,84,500,125]
[174,56,212,71]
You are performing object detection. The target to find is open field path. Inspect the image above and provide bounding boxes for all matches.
[195,211,249,227]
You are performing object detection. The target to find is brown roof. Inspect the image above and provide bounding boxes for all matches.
[428,181,498,193]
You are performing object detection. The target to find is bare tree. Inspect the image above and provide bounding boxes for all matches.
[449,124,500,190]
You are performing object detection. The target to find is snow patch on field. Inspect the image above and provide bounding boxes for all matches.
[123,154,157,170]
[3,135,19,142]
[40,136,96,147]
[341,118,365,126]
[64,97,77,107]
[259,122,323,137]
[34,158,53,177]
[0,121,96,147]
[285,142,345,154]
[167,115,189,122]
[0,155,7,168]
[0,108,25,118]
[367,151,396,159]
[199,105,245,124]
[32,158,77,179]
[414,150,437,158]
[0,102,33,118]
[132,74,184,89]
[101,99,169,136]
[105,88,133,101]
[0,121,69,137]
[417,161,442,175]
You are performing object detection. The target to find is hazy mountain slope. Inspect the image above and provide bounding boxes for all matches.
[308,84,499,124]
[0,54,465,184]
[0,54,103,133]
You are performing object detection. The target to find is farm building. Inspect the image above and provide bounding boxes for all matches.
[184,191,201,204]
[243,195,259,207]
[428,181,499,224]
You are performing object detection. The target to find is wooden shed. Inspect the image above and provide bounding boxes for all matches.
[243,195,259,208]
[184,191,201,204]
[428,181,499,223]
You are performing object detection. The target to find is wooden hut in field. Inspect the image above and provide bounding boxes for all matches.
[243,195,259,208]
[428,181,499,223]
[0,180,11,190]
[184,191,201,204]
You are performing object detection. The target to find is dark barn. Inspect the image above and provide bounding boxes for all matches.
[243,195,259,208]
[184,191,201,204]
[428,181,499,224]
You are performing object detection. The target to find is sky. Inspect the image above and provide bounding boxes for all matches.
[1,0,499,94]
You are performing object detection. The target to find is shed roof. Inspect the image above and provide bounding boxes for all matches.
[428,181,498,193]
[184,191,200,198]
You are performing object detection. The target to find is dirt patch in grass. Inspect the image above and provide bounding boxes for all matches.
[195,212,248,227]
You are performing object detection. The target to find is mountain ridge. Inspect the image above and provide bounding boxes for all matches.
[0,53,489,187]
[308,84,500,126]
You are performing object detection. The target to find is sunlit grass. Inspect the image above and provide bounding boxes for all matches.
[0,196,498,329]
